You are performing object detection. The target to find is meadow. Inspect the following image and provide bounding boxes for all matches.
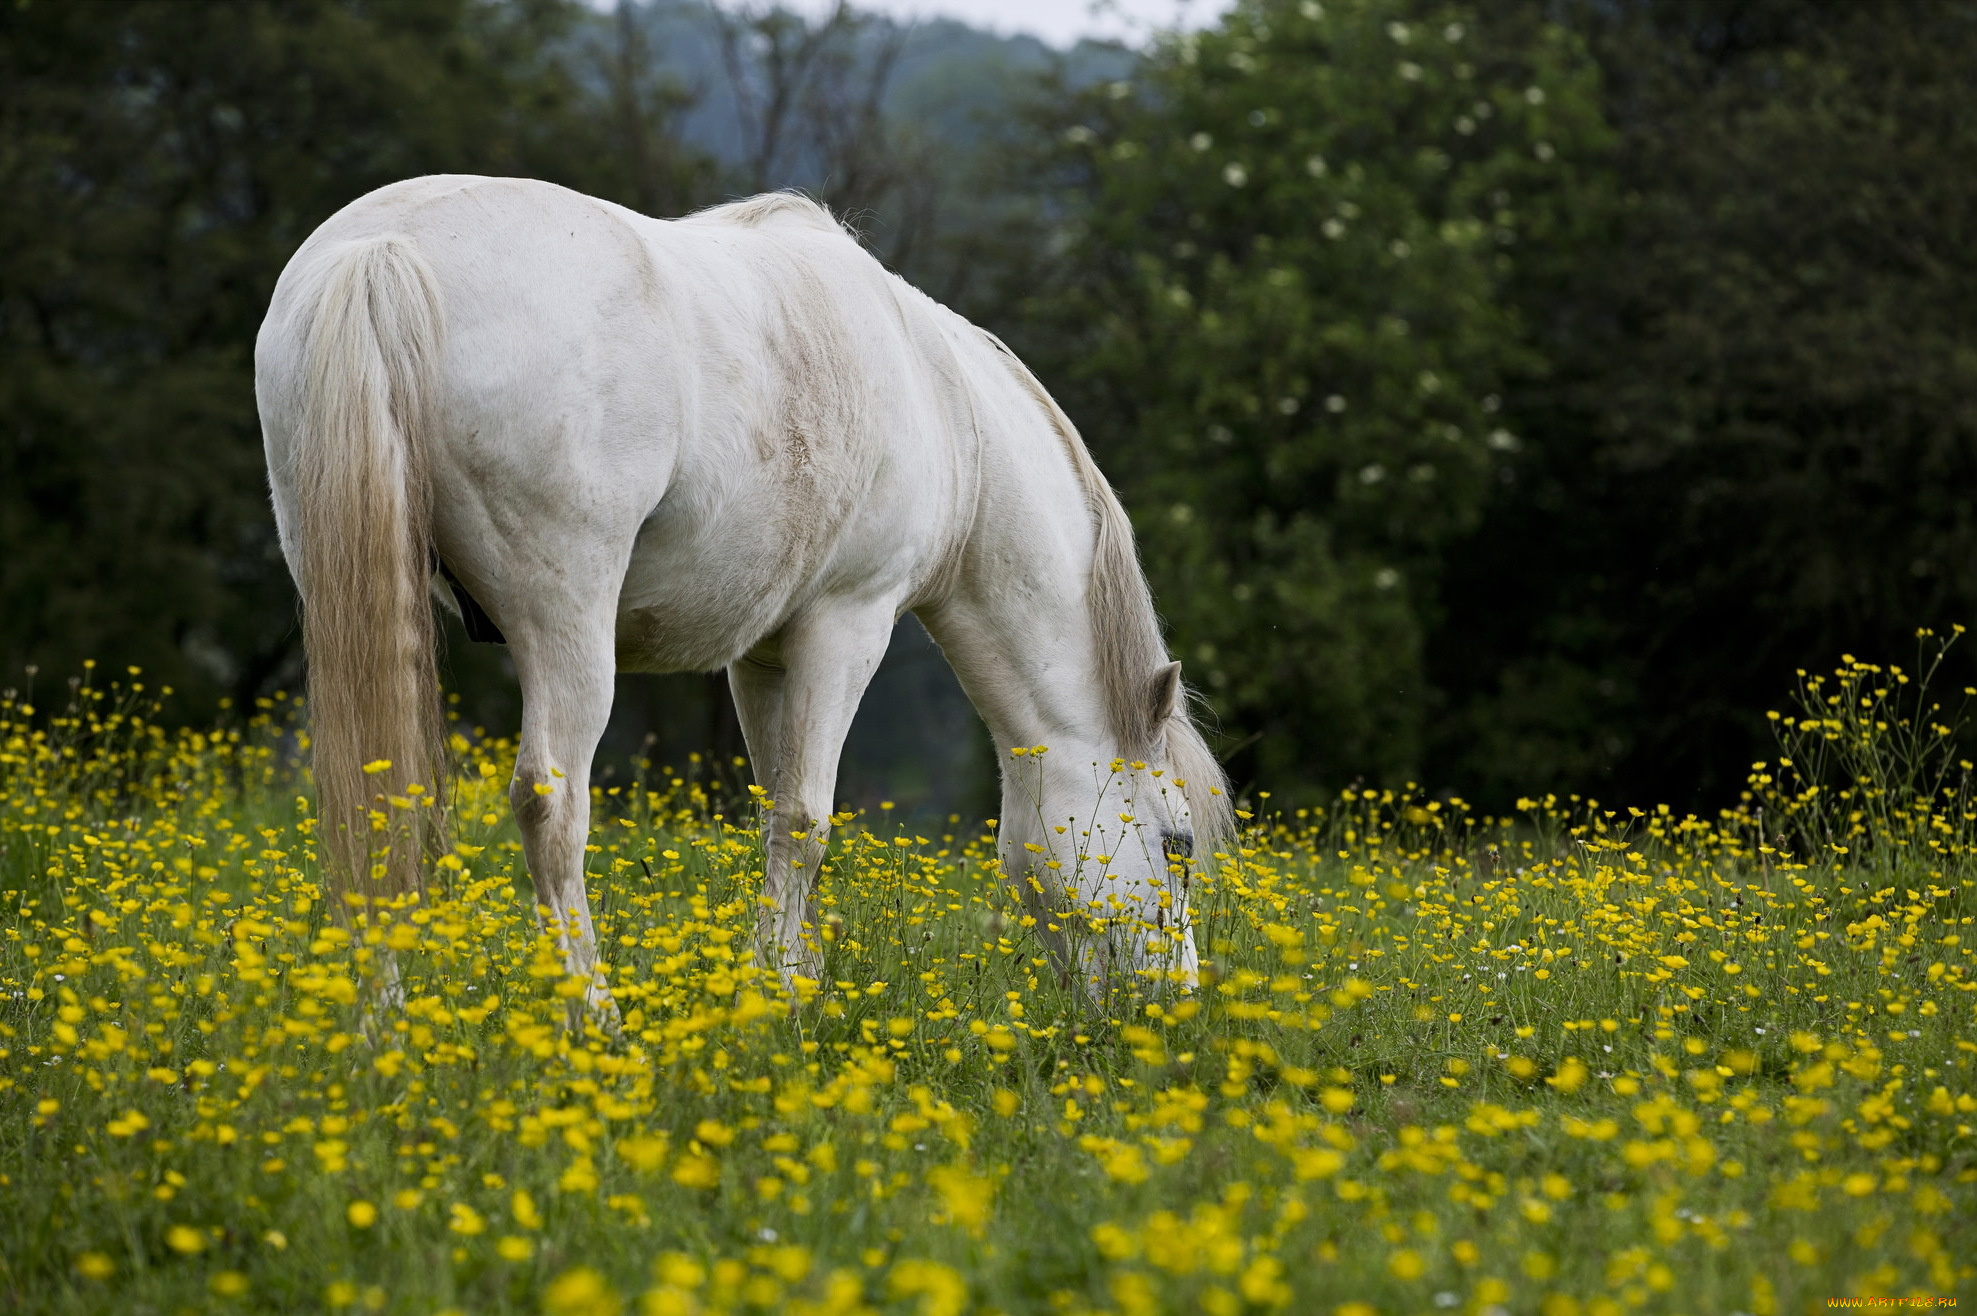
[1,646,1972,1315]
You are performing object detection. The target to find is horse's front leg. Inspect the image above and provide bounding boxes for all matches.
[729,601,896,996]
[507,610,621,1031]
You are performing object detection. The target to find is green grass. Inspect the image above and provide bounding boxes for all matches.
[0,678,1972,1315]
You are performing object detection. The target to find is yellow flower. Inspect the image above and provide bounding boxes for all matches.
[346,1200,377,1228]
[1546,1057,1589,1094]
[671,1155,720,1190]
[74,1252,114,1281]
[1092,1222,1138,1260]
[889,1259,968,1316]
[165,1225,205,1255]
[928,1163,995,1235]
[543,1267,622,1316]
[652,1254,706,1289]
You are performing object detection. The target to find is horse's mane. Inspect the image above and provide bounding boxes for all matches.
[687,191,847,235]
[974,330,1235,854]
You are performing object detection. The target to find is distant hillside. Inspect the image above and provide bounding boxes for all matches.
[617,1,1134,181]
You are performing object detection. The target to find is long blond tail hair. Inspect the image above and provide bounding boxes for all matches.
[292,235,447,903]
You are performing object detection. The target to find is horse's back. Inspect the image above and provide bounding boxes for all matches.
[261,176,976,673]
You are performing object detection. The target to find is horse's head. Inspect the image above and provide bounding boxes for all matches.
[999,661,1232,1000]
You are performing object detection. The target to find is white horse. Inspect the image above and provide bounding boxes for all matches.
[255,175,1231,1012]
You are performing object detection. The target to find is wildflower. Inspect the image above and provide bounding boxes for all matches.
[928,1163,995,1235]
[543,1267,622,1316]
[889,1259,968,1316]
[1546,1057,1589,1094]
[672,1155,720,1189]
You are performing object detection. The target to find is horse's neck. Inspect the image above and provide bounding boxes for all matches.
[917,410,1111,763]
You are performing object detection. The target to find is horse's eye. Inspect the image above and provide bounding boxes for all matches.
[1162,830,1193,860]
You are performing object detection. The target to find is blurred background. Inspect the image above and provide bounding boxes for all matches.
[3,0,1973,819]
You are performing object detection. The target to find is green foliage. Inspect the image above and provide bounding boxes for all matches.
[1433,0,1977,806]
[1015,0,1609,791]
[9,0,1977,818]
[1,689,1972,1311]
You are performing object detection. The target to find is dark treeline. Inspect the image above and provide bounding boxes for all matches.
[3,0,1973,816]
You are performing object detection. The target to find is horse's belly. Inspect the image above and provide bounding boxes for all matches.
[613,595,770,674]
[611,517,817,673]
[611,466,939,675]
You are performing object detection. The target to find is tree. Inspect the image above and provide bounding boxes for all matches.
[710,1,942,270]
[1431,0,1977,806]
[1015,0,1608,793]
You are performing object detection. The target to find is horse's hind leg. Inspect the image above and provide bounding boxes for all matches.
[506,601,620,1027]
[729,600,895,994]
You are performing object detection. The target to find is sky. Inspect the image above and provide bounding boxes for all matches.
[769,0,1234,47]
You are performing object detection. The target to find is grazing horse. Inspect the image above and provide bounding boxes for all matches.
[255,175,1231,1012]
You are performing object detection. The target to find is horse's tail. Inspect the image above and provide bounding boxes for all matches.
[291,235,448,905]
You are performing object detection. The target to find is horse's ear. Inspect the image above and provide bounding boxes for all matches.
[1149,661,1183,725]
